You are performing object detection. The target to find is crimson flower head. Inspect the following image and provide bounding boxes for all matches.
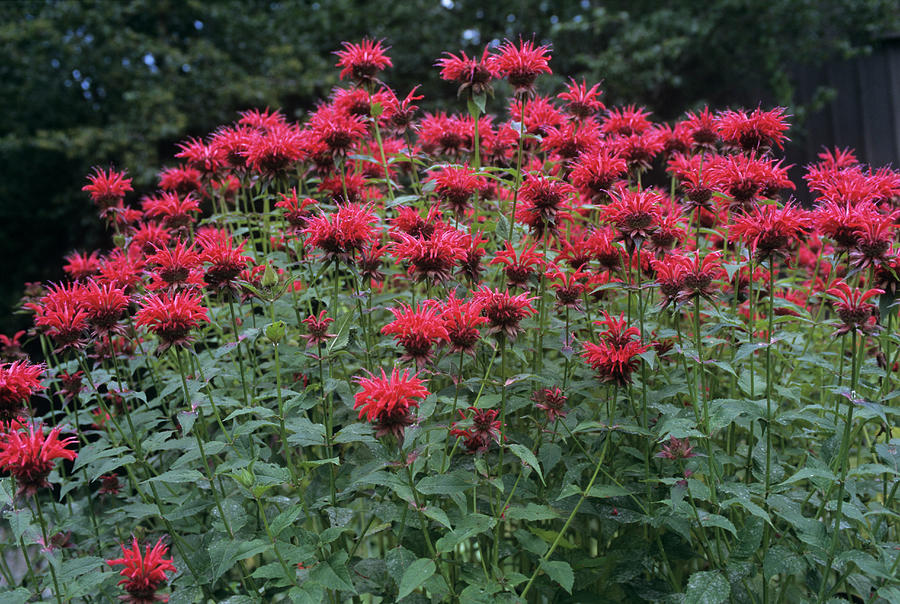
[301,310,335,348]
[716,106,790,153]
[557,78,604,119]
[334,38,392,84]
[135,291,209,352]
[570,148,628,202]
[436,47,496,97]
[391,226,468,283]
[601,105,653,137]
[308,105,368,157]
[75,280,131,336]
[353,368,429,441]
[473,287,536,340]
[0,361,44,420]
[106,537,176,603]
[196,228,252,293]
[548,266,589,309]
[532,387,567,421]
[490,38,552,98]
[175,137,225,174]
[850,214,897,270]
[656,437,697,460]
[681,107,719,150]
[450,407,502,453]
[490,241,544,289]
[63,251,102,281]
[381,301,449,367]
[581,339,649,386]
[604,187,666,250]
[427,164,485,216]
[441,294,487,356]
[382,86,424,130]
[243,122,304,176]
[516,174,576,237]
[142,192,201,231]
[275,189,317,230]
[146,241,203,291]
[302,204,379,262]
[0,423,77,496]
[826,280,883,336]
[728,202,809,261]
[83,167,133,210]
[29,283,89,352]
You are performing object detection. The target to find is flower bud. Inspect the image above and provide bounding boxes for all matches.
[261,264,279,288]
[265,321,286,345]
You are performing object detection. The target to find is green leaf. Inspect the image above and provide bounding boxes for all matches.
[208,538,270,582]
[587,484,631,498]
[285,417,326,446]
[397,558,436,600]
[270,504,305,538]
[685,570,730,604]
[416,471,476,495]
[0,589,31,604]
[763,544,805,579]
[327,308,355,353]
[541,560,574,594]
[145,469,206,484]
[334,423,376,444]
[57,556,103,582]
[529,527,576,550]
[507,444,545,485]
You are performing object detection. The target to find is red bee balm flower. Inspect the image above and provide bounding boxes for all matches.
[473,287,536,340]
[135,292,209,352]
[0,423,77,496]
[490,39,552,98]
[450,407,502,453]
[381,301,449,367]
[0,361,45,420]
[436,47,496,97]
[106,537,176,604]
[301,311,335,348]
[354,368,429,440]
[334,39,392,84]
[826,280,884,336]
[728,202,809,261]
[82,167,133,210]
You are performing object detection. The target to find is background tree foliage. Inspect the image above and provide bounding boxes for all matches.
[1,0,897,332]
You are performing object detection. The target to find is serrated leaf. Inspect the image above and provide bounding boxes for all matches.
[0,589,31,604]
[685,570,730,604]
[763,544,805,579]
[397,558,436,600]
[145,469,206,484]
[508,444,544,485]
[541,560,574,594]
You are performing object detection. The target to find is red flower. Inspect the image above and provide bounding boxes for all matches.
[381,301,449,366]
[509,96,565,137]
[391,226,468,283]
[0,361,44,420]
[418,112,471,156]
[441,294,487,356]
[716,106,790,152]
[146,241,203,291]
[301,311,335,348]
[302,204,379,262]
[382,86,424,131]
[0,423,77,496]
[516,174,576,238]
[353,368,429,440]
[436,47,496,96]
[570,147,627,201]
[142,192,201,231]
[541,119,601,161]
[276,189,317,230]
[850,213,897,270]
[459,231,488,283]
[604,187,666,249]
[29,283,89,352]
[473,287,536,340]
[586,227,624,271]
[610,130,664,173]
[0,331,27,361]
[75,280,131,335]
[196,229,252,292]
[679,251,726,300]
[334,38,392,84]
[427,164,485,216]
[601,105,653,136]
[308,105,368,156]
[82,167,133,210]
[532,387,568,421]
[175,137,225,174]
[826,280,883,336]
[490,241,544,289]
[656,437,697,460]
[557,78,604,119]
[548,266,589,309]
[158,165,202,194]
[490,38,552,97]
[63,250,102,281]
[450,407,502,453]
[709,153,794,208]
[681,107,719,150]
[135,291,209,352]
[243,122,304,176]
[728,202,809,260]
[106,537,176,603]
[581,339,649,386]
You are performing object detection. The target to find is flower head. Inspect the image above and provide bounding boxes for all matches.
[557,78,604,119]
[0,423,77,496]
[436,47,496,97]
[0,361,44,420]
[441,294,487,356]
[381,301,449,367]
[334,38,392,84]
[728,202,809,261]
[656,437,697,460]
[353,368,429,440]
[83,167,133,210]
[532,388,568,422]
[391,226,468,283]
[450,407,502,453]
[302,204,379,262]
[473,287,536,340]
[106,537,176,603]
[826,280,883,336]
[135,291,209,352]
[301,310,335,348]
[716,107,790,153]
[490,38,552,98]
